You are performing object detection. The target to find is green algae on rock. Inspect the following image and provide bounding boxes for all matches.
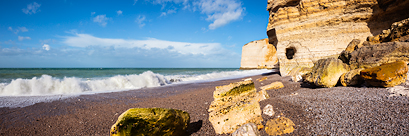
[209,80,268,134]
[303,58,350,88]
[360,61,408,87]
[110,108,190,136]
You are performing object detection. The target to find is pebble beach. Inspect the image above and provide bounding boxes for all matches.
[1,72,408,135]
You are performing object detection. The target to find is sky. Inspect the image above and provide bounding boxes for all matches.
[0,0,269,68]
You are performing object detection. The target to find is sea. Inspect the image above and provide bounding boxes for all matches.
[0,68,272,108]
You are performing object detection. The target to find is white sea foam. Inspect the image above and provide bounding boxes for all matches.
[0,69,272,108]
[0,71,169,96]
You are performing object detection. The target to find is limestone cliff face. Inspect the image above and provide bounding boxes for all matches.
[240,38,278,69]
[267,0,409,76]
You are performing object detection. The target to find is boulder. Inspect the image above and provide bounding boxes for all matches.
[303,58,350,88]
[265,117,295,136]
[260,82,284,91]
[287,66,312,82]
[208,80,269,134]
[339,39,362,63]
[231,123,261,136]
[110,108,190,136]
[349,42,409,69]
[340,68,365,87]
[360,61,408,87]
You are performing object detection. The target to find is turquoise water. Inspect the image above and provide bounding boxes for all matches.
[0,68,238,83]
[0,68,271,96]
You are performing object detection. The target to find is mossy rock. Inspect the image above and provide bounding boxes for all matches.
[110,108,190,136]
[303,58,350,88]
[221,82,255,97]
[360,61,408,87]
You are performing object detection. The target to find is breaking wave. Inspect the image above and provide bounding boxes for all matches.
[0,69,271,96]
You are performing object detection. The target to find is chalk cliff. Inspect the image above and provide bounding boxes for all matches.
[240,38,278,69]
[267,0,409,76]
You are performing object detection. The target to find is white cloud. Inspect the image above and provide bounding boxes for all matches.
[19,27,28,32]
[135,15,146,28]
[159,9,177,17]
[62,33,226,55]
[133,0,138,5]
[40,39,57,45]
[195,0,244,29]
[42,44,50,51]
[18,36,31,41]
[8,27,29,34]
[22,2,41,15]
[91,12,96,16]
[4,40,16,45]
[93,15,109,27]
[117,10,123,15]
[0,45,240,68]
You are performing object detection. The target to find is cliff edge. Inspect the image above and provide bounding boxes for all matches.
[240,38,279,69]
[266,0,409,76]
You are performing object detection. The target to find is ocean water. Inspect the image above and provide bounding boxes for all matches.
[0,68,272,108]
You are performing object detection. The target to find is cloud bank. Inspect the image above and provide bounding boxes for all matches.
[62,33,225,55]
[0,34,240,68]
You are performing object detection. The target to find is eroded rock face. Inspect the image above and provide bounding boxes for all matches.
[349,42,409,69]
[303,58,350,88]
[208,80,269,134]
[360,61,408,87]
[368,18,409,43]
[240,38,278,69]
[110,108,190,136]
[267,0,409,76]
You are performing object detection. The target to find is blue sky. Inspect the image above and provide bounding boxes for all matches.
[0,0,268,68]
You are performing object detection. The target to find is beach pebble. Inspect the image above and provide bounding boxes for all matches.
[243,78,252,81]
[232,123,260,136]
[263,104,275,116]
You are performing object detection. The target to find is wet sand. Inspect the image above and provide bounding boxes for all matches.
[1,72,408,135]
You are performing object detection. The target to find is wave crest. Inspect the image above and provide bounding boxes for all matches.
[0,71,169,96]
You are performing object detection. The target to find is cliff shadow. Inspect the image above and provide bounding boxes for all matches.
[367,0,409,35]
[267,28,278,48]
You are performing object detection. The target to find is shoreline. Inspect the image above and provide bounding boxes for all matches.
[1,72,408,135]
